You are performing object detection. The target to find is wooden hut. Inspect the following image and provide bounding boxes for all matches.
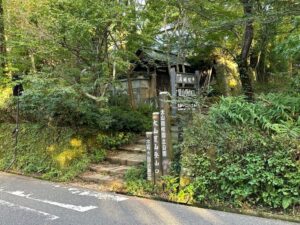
[119,48,194,104]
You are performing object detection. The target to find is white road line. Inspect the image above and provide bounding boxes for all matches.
[0,199,59,221]
[77,190,128,202]
[53,185,128,202]
[0,189,98,213]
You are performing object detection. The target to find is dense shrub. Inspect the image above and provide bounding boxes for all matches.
[20,80,112,130]
[0,123,90,181]
[181,94,300,210]
[109,106,152,133]
[124,163,155,195]
[291,74,300,93]
[96,132,135,149]
[10,75,151,133]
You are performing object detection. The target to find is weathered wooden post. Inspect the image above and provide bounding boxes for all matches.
[170,68,177,116]
[159,92,173,175]
[152,112,162,182]
[195,70,200,94]
[146,132,154,182]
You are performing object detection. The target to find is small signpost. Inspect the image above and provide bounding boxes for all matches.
[146,132,154,182]
[146,69,202,183]
[146,92,173,184]
[152,112,162,181]
[159,92,172,175]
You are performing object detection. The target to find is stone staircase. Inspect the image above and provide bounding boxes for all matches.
[78,137,146,189]
[78,125,179,189]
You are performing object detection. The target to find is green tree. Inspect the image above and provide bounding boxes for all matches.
[0,0,6,76]
[238,0,255,101]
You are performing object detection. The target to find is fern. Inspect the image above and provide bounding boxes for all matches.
[209,93,300,137]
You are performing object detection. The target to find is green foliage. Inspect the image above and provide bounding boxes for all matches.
[210,93,300,137]
[0,123,90,181]
[291,74,300,93]
[180,94,300,210]
[124,163,154,196]
[19,74,112,129]
[108,94,154,133]
[96,132,135,150]
[110,106,152,133]
[276,31,300,60]
[17,74,151,133]
[89,148,106,164]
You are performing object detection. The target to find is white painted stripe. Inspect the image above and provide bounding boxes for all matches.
[31,198,98,212]
[54,186,128,202]
[77,190,128,202]
[0,189,98,212]
[0,199,59,221]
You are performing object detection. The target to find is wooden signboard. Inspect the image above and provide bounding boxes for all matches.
[170,68,199,114]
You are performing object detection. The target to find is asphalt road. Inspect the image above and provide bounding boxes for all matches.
[0,172,298,225]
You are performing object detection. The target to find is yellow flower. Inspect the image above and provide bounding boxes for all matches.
[55,149,82,168]
[70,138,82,147]
[228,79,238,88]
[47,145,56,153]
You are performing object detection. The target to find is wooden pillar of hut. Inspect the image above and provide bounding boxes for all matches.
[150,69,157,98]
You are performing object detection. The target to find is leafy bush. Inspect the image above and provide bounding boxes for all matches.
[109,106,152,133]
[89,148,106,164]
[0,123,90,181]
[108,93,154,133]
[108,93,130,109]
[124,163,154,195]
[210,94,300,137]
[20,76,112,130]
[181,94,300,210]
[96,132,135,149]
[17,74,151,133]
[291,74,300,93]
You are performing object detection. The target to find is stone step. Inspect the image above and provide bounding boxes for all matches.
[78,172,124,187]
[171,126,179,133]
[89,163,132,176]
[106,151,145,166]
[136,138,145,145]
[118,144,146,153]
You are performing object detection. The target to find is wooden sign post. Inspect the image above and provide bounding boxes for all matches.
[170,68,177,116]
[170,69,200,113]
[159,92,172,175]
[152,112,162,181]
[146,132,154,182]
[146,100,174,183]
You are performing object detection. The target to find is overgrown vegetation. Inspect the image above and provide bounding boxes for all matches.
[180,92,300,211]
[0,123,135,181]
[125,88,300,212]
[0,0,299,217]
[0,123,87,181]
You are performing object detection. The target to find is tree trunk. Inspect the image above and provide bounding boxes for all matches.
[0,0,6,75]
[238,0,255,101]
[127,71,136,110]
[256,49,267,83]
[255,22,275,83]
